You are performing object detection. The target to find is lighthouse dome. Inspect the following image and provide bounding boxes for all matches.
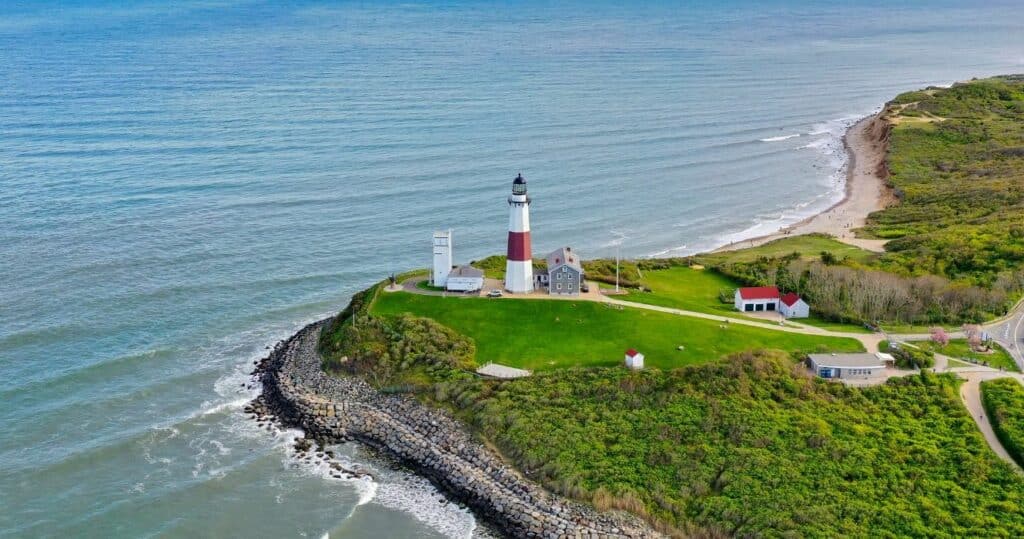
[512,173,527,195]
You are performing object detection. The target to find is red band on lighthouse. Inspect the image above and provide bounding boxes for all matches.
[507,231,531,261]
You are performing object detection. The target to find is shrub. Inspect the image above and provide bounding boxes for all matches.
[981,378,1024,467]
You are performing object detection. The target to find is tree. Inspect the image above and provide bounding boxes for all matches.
[963,324,983,351]
[931,327,950,347]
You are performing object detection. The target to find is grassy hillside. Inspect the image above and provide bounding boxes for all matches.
[610,266,739,316]
[699,233,878,266]
[371,291,863,371]
[981,378,1024,468]
[440,353,1024,537]
[866,76,1024,286]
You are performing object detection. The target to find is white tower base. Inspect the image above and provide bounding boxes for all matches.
[505,260,534,293]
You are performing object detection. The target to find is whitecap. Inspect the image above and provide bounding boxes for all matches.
[759,133,800,142]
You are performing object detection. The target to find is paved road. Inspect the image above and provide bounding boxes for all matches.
[957,370,1024,471]
[985,309,1024,372]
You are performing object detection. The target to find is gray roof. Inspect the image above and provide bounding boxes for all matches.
[808,353,886,368]
[476,363,531,379]
[545,247,582,272]
[448,265,484,278]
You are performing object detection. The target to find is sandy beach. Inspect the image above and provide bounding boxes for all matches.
[716,111,895,253]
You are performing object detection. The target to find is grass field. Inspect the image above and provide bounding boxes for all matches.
[916,339,1019,372]
[697,233,878,266]
[615,266,873,333]
[614,266,738,315]
[372,291,864,371]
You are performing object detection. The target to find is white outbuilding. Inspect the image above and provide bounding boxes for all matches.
[624,349,645,370]
[779,292,810,318]
[734,286,780,313]
[445,265,484,292]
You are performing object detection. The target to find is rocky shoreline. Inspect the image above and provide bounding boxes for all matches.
[250,318,659,539]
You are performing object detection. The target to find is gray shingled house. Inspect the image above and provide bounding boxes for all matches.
[537,247,583,295]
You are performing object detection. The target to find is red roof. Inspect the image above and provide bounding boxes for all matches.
[737,286,780,300]
[625,348,639,357]
[780,292,802,307]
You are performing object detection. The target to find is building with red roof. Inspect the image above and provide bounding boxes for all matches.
[733,286,780,313]
[779,292,810,318]
[624,348,644,370]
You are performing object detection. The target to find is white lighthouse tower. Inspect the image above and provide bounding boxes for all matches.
[504,173,534,293]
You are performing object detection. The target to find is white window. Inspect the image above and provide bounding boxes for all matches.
[557,283,562,290]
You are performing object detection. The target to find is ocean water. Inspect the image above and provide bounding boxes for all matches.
[1,1,1022,537]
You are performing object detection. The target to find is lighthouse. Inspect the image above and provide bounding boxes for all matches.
[504,173,534,293]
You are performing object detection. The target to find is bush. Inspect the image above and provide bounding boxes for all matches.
[439,351,1024,536]
[981,378,1024,468]
[892,346,935,369]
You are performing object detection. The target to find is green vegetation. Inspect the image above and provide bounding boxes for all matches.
[705,241,1010,327]
[866,76,1024,287]
[319,284,476,389]
[917,339,1019,372]
[439,352,1024,536]
[891,344,935,369]
[612,266,739,316]
[615,265,872,333]
[470,254,512,279]
[371,291,863,371]
[698,233,877,266]
[981,378,1024,467]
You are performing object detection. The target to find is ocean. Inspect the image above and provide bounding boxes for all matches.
[1,1,1022,537]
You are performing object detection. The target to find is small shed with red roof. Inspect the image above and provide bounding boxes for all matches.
[624,348,645,370]
[779,292,810,318]
[734,286,780,313]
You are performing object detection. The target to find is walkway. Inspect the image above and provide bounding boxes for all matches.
[955,370,1024,471]
[600,296,885,353]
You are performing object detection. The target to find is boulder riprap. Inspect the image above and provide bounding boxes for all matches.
[253,319,659,539]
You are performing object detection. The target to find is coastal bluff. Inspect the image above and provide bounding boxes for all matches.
[253,319,659,539]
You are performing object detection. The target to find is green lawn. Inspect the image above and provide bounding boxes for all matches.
[916,339,1019,372]
[371,292,863,371]
[616,266,872,333]
[789,316,875,334]
[697,233,878,265]
[615,266,739,315]
[947,358,974,368]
